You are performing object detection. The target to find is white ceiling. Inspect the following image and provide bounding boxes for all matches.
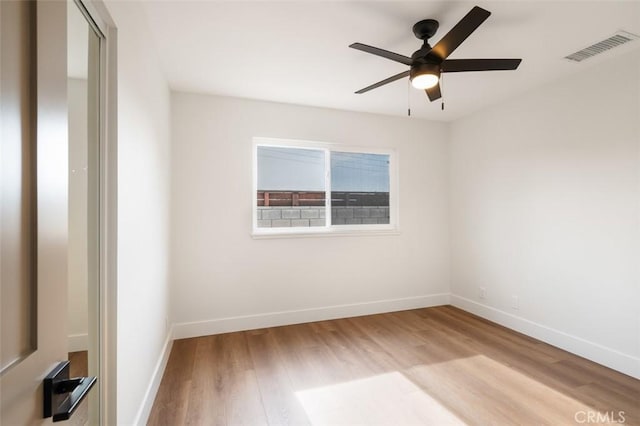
[140,1,640,121]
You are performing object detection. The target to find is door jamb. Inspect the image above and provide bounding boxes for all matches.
[71,1,118,424]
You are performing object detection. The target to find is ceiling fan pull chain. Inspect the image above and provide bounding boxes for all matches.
[441,73,445,111]
[407,79,411,116]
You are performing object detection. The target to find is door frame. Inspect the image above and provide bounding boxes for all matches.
[72,0,118,424]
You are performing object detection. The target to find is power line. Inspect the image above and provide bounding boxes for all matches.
[259,147,390,166]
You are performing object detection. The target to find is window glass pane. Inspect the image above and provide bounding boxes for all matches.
[331,152,390,225]
[257,146,326,228]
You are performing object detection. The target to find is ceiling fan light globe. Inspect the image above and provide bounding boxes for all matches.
[411,73,439,90]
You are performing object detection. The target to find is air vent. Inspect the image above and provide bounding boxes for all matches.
[564,31,639,62]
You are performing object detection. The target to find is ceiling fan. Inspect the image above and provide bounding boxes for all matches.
[350,6,521,103]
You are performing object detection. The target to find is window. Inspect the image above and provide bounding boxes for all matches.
[253,138,397,236]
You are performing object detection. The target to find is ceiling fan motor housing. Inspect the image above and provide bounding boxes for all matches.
[411,19,440,61]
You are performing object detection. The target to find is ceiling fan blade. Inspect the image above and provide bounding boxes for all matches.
[425,83,441,102]
[442,58,522,72]
[355,70,410,94]
[429,6,491,61]
[350,43,413,66]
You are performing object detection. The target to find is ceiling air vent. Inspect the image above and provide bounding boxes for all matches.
[564,31,639,62]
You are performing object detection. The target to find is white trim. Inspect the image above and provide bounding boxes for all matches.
[132,328,174,426]
[324,142,331,228]
[76,1,119,424]
[450,295,640,379]
[68,334,89,352]
[173,294,450,340]
[99,19,119,426]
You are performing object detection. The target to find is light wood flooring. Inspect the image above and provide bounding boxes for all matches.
[148,306,639,425]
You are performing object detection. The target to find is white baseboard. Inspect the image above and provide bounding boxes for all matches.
[68,333,88,352]
[450,294,640,379]
[133,327,174,426]
[173,293,450,340]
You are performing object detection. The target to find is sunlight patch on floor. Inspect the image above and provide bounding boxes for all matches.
[295,371,466,425]
[407,354,605,424]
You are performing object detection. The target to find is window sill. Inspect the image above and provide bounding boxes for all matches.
[251,227,401,240]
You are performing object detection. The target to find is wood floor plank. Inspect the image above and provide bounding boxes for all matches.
[313,323,382,380]
[574,382,640,425]
[246,330,311,426]
[183,335,227,425]
[148,338,198,426]
[148,307,640,426]
[222,332,269,426]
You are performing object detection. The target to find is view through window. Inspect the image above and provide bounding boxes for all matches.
[255,143,392,231]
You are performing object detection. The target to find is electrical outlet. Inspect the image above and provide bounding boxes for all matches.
[511,296,519,310]
[479,287,486,299]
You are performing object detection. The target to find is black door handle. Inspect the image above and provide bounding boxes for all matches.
[43,361,97,422]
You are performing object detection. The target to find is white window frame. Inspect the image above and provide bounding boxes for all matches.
[252,137,399,238]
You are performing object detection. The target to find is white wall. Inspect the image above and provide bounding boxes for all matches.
[450,50,640,378]
[170,94,450,336]
[67,77,88,352]
[103,1,172,424]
